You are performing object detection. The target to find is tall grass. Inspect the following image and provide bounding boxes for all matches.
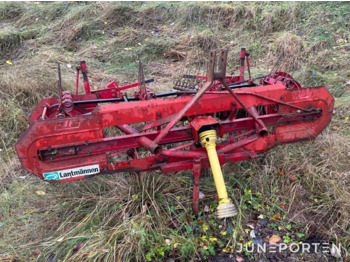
[0,1,349,261]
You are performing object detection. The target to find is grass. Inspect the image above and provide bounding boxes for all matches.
[0,1,350,261]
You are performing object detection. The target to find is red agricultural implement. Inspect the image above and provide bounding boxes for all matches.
[16,48,334,218]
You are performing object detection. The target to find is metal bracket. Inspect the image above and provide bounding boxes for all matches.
[207,49,228,82]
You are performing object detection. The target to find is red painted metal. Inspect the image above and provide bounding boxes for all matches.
[80,61,91,94]
[246,51,251,79]
[192,159,201,216]
[15,48,334,215]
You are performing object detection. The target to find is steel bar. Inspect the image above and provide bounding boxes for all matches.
[192,159,201,216]
[116,124,161,154]
[153,81,213,144]
[220,79,268,136]
[37,111,321,162]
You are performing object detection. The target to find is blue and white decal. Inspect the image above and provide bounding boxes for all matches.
[43,164,100,181]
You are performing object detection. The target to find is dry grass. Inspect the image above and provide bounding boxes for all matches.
[0,1,349,261]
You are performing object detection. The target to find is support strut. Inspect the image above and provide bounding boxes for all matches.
[192,159,201,217]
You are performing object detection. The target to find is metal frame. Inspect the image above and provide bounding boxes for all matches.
[16,49,334,216]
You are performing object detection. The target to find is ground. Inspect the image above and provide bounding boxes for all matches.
[0,2,349,261]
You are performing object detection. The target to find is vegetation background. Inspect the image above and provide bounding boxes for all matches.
[0,1,349,261]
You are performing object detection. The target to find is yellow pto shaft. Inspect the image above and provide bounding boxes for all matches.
[199,130,237,218]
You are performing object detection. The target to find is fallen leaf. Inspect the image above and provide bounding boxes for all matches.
[278,168,285,175]
[202,224,209,232]
[165,239,171,246]
[35,191,46,195]
[272,214,280,220]
[247,224,254,229]
[236,255,244,262]
[209,237,217,242]
[6,60,13,65]
[250,229,256,239]
[296,232,305,238]
[279,204,287,210]
[269,234,281,244]
[289,175,297,182]
[197,219,204,224]
[57,237,64,242]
